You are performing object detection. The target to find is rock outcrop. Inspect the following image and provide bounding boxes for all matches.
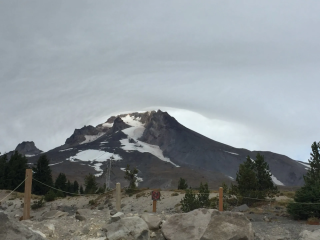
[15,141,42,156]
[161,208,254,240]
[0,212,45,240]
[65,125,99,146]
[112,117,131,133]
[106,216,149,240]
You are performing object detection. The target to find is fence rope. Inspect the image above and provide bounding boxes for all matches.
[32,178,114,196]
[0,177,27,203]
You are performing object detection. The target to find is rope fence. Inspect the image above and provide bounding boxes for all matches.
[0,177,27,203]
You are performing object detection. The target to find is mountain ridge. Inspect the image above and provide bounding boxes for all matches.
[2,110,308,189]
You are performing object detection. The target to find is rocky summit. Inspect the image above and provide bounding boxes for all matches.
[6,109,308,188]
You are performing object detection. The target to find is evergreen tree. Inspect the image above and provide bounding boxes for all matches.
[55,173,67,196]
[32,155,53,195]
[235,154,278,204]
[180,189,199,212]
[236,156,258,198]
[178,178,188,190]
[124,164,138,190]
[0,154,7,189]
[84,173,98,194]
[66,180,72,195]
[6,151,28,192]
[73,181,79,194]
[79,185,84,194]
[287,141,320,219]
[197,182,210,208]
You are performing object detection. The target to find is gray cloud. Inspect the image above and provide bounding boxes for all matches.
[1,0,320,161]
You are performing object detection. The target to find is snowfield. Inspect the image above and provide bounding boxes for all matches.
[271,175,284,186]
[67,149,122,177]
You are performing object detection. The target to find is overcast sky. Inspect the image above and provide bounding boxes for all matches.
[1,1,320,162]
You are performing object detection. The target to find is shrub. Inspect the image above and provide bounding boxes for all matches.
[44,190,56,202]
[31,198,45,210]
[171,192,179,196]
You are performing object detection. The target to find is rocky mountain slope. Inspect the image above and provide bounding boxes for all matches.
[5,110,309,188]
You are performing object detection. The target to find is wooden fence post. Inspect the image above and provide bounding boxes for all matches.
[153,200,157,213]
[116,183,121,212]
[23,169,32,220]
[219,187,223,212]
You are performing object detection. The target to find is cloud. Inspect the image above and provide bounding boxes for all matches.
[0,0,319,162]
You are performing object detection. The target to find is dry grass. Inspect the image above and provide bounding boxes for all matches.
[281,191,295,199]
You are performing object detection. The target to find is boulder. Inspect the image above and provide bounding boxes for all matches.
[232,204,249,212]
[161,208,214,240]
[106,216,149,240]
[111,212,124,222]
[0,212,45,240]
[161,208,254,240]
[300,229,320,240]
[141,213,161,230]
[201,211,254,240]
[42,210,68,219]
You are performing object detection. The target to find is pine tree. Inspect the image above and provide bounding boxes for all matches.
[255,153,278,198]
[73,181,79,194]
[66,180,72,195]
[6,151,28,192]
[32,155,53,195]
[124,164,138,190]
[236,156,258,197]
[287,141,320,219]
[180,189,199,212]
[178,178,188,190]
[55,173,67,197]
[79,185,84,194]
[84,173,98,194]
[197,182,210,208]
[0,154,7,189]
[236,154,278,204]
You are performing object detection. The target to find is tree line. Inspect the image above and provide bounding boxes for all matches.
[0,151,105,201]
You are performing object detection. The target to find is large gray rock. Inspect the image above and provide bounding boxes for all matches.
[141,213,161,230]
[106,216,149,240]
[0,212,45,240]
[201,211,254,240]
[161,209,254,240]
[232,204,249,212]
[161,208,214,240]
[111,212,124,222]
[300,229,320,240]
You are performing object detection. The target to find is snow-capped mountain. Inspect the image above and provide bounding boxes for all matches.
[13,110,308,189]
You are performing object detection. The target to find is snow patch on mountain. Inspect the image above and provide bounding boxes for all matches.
[120,138,179,167]
[49,161,63,166]
[59,148,73,152]
[80,133,105,144]
[121,115,143,127]
[122,126,145,139]
[67,149,122,176]
[224,151,239,156]
[298,161,310,169]
[102,122,113,128]
[271,175,284,186]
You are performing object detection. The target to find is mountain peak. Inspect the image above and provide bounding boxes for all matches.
[15,141,42,156]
